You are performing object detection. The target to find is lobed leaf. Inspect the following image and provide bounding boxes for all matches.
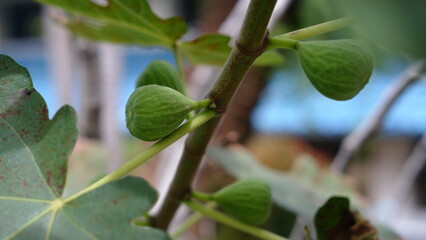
[37,0,187,48]
[0,55,77,198]
[0,55,169,239]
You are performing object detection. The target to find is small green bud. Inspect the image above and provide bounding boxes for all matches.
[136,60,185,94]
[213,179,272,225]
[125,85,197,141]
[297,39,374,100]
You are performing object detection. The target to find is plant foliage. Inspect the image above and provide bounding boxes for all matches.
[0,55,168,240]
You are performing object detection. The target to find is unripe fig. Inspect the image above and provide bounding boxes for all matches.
[136,60,185,94]
[125,85,207,141]
[297,39,374,100]
[213,179,272,225]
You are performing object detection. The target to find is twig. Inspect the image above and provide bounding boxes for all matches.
[152,0,277,229]
[391,133,426,201]
[332,61,425,172]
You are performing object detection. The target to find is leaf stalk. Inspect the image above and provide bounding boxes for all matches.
[63,109,218,203]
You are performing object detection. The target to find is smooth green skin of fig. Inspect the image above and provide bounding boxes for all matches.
[136,60,185,94]
[297,39,374,101]
[126,85,197,141]
[213,179,272,225]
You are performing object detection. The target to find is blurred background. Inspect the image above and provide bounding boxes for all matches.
[1,0,426,239]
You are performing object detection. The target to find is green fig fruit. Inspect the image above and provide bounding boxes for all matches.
[297,39,374,100]
[213,179,272,225]
[126,85,205,141]
[136,60,185,94]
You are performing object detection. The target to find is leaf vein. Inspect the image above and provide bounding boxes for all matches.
[0,196,53,204]
[4,205,53,239]
[59,209,98,239]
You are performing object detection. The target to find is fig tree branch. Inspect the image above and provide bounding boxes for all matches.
[152,0,277,229]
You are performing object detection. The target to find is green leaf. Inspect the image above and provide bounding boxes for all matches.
[0,55,169,239]
[314,197,378,240]
[207,146,362,219]
[179,33,284,66]
[0,55,77,197]
[37,0,187,48]
[1,176,169,239]
[254,51,284,66]
[179,34,232,66]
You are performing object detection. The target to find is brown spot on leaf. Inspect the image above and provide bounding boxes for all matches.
[60,166,67,176]
[22,181,29,187]
[1,138,6,142]
[112,200,118,205]
[2,109,21,117]
[23,88,34,96]
[46,170,53,186]
[39,106,48,117]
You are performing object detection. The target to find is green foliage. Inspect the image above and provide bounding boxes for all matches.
[0,55,77,198]
[125,85,208,141]
[37,0,187,48]
[213,179,272,225]
[2,0,394,238]
[179,33,284,66]
[297,39,374,100]
[179,34,232,66]
[37,0,284,67]
[136,60,185,94]
[254,51,285,66]
[0,55,169,239]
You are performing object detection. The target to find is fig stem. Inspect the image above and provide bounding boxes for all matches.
[191,191,213,201]
[184,200,288,240]
[62,109,219,203]
[195,98,212,110]
[153,0,277,229]
[279,17,351,41]
[266,37,299,51]
[265,18,351,52]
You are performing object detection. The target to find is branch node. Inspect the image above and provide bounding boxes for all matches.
[236,30,269,57]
